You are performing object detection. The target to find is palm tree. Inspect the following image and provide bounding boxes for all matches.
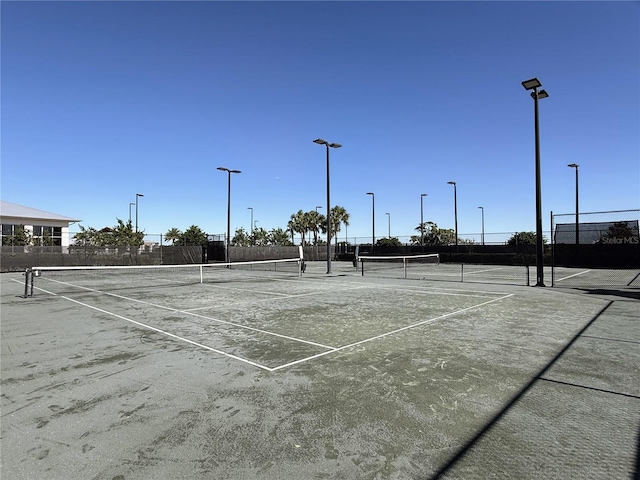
[329,206,350,243]
[286,220,296,245]
[164,227,182,245]
[288,210,308,246]
[306,210,325,245]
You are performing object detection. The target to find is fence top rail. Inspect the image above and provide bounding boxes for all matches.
[553,208,639,217]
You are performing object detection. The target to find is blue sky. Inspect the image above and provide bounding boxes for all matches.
[2,1,638,245]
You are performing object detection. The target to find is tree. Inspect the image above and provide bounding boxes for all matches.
[410,222,430,246]
[41,231,56,246]
[231,227,251,246]
[251,227,269,246]
[175,225,208,247]
[329,206,349,244]
[73,219,143,247]
[410,222,456,246]
[285,222,295,245]
[268,228,294,246]
[507,231,547,246]
[110,219,144,247]
[288,210,308,246]
[600,221,638,244]
[3,225,32,246]
[73,225,100,246]
[308,210,326,245]
[164,228,182,245]
[376,237,402,247]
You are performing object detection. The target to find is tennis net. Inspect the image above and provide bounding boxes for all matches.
[23,257,304,297]
[357,253,440,279]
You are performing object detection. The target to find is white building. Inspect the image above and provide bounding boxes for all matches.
[0,200,81,247]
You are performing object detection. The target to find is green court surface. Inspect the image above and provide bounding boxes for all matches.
[1,261,638,479]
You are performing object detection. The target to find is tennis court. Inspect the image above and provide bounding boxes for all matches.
[2,260,638,479]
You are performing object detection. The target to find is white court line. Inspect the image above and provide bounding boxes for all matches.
[556,270,591,281]
[193,283,297,297]
[182,289,351,312]
[464,267,504,275]
[59,295,276,371]
[31,278,337,350]
[350,282,511,298]
[19,277,513,372]
[270,293,514,371]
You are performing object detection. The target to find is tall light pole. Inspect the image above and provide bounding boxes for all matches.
[313,139,342,274]
[366,192,375,252]
[135,193,144,233]
[247,207,253,235]
[568,163,579,247]
[522,77,549,286]
[447,181,458,251]
[478,206,485,246]
[386,213,391,238]
[420,193,427,249]
[217,167,241,264]
[129,202,135,224]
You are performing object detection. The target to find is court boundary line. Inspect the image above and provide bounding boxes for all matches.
[270,293,514,371]
[27,278,338,351]
[555,269,591,282]
[59,294,280,371]
[13,276,513,372]
[463,267,504,275]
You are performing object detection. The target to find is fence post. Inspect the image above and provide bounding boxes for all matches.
[550,210,555,287]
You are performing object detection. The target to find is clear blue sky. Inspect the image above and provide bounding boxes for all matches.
[2,1,638,244]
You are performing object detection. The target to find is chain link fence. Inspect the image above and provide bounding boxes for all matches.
[0,245,205,272]
[551,209,640,290]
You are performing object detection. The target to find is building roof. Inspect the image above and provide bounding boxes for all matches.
[0,200,81,223]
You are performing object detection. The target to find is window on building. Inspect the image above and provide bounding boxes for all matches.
[32,225,63,246]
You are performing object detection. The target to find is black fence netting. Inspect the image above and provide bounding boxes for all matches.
[0,245,205,272]
[551,209,640,290]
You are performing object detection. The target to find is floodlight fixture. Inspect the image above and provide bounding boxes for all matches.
[522,78,542,90]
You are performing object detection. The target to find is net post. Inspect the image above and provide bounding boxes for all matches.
[461,264,464,282]
[361,258,364,276]
[199,265,204,283]
[23,268,32,298]
[403,258,408,279]
[526,265,530,286]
